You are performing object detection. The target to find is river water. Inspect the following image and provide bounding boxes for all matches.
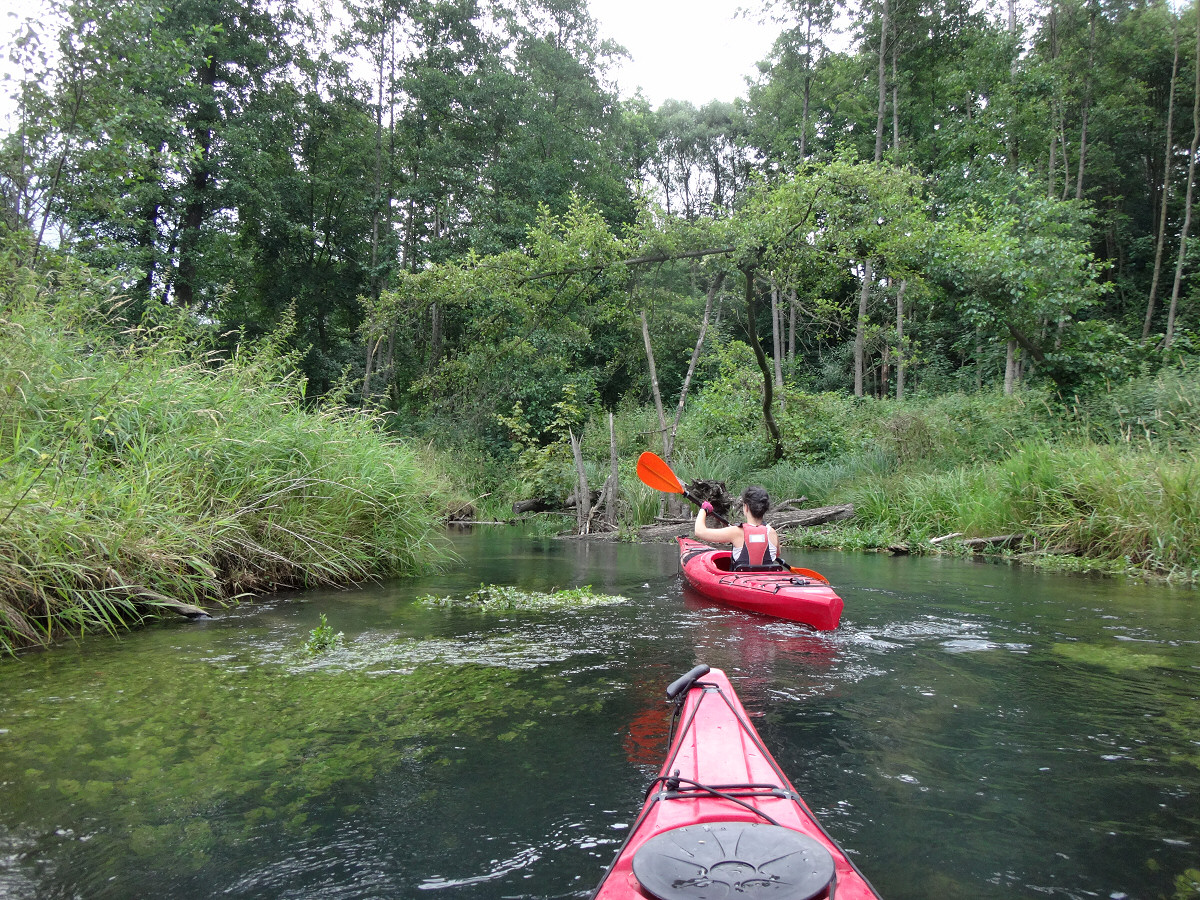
[0,527,1197,899]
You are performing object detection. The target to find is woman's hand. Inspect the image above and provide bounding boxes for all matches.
[701,501,714,513]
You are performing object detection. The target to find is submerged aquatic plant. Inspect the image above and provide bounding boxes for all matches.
[417,584,627,611]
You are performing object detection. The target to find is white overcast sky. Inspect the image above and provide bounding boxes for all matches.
[0,0,780,124]
[587,0,779,107]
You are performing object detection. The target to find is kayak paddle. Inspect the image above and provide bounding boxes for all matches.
[636,451,730,525]
[635,451,831,584]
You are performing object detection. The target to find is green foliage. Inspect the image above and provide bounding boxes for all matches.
[675,341,770,461]
[416,584,627,611]
[0,261,449,652]
[1171,869,1200,900]
[304,614,344,654]
[495,384,587,500]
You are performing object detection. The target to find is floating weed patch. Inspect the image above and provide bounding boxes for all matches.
[304,614,344,654]
[417,584,627,611]
[1052,641,1173,672]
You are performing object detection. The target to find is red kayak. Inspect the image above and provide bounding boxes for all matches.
[677,537,845,630]
[593,665,882,900]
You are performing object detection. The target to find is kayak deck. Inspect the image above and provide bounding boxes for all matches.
[592,665,882,899]
[677,537,844,630]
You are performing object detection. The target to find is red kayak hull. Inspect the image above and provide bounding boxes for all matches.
[592,666,882,899]
[677,537,844,630]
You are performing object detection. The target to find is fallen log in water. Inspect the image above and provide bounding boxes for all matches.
[632,503,855,543]
[962,534,1025,551]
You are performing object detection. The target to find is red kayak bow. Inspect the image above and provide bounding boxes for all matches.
[592,664,883,900]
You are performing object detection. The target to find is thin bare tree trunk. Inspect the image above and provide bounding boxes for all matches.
[788,287,797,363]
[1147,21,1181,341]
[1048,133,1057,199]
[770,279,784,400]
[666,273,726,460]
[1167,7,1200,350]
[569,428,590,535]
[855,259,872,396]
[1004,339,1018,395]
[605,413,619,528]
[641,310,668,448]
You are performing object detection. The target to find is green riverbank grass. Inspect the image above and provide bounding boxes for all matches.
[787,443,1200,580]
[0,269,447,653]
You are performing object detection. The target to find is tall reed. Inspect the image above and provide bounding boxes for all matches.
[0,268,447,653]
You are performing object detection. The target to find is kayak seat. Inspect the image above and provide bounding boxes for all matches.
[631,821,835,900]
[730,563,788,573]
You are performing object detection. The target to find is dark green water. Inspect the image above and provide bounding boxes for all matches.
[1,527,1197,899]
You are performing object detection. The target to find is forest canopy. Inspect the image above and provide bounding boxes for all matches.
[2,0,1198,455]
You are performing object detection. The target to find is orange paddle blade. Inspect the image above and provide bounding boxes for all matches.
[636,451,684,494]
[789,566,830,585]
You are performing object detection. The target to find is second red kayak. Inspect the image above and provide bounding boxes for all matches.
[592,664,883,900]
[677,537,845,630]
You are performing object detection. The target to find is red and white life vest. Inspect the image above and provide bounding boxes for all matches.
[733,524,775,567]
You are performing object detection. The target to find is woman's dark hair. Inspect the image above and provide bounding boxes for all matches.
[741,485,770,520]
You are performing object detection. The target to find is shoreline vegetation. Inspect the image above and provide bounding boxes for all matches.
[0,258,450,655]
[2,255,1196,655]
[467,373,1200,585]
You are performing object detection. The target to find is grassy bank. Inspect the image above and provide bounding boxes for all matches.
[0,261,448,653]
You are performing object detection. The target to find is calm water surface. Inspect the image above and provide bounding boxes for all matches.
[1,528,1197,899]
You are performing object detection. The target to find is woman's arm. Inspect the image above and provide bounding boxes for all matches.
[695,507,740,544]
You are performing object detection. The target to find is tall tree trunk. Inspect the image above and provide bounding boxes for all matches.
[1147,22,1181,341]
[741,266,783,460]
[666,273,726,460]
[641,310,669,450]
[174,55,218,307]
[569,428,590,535]
[1048,133,1057,199]
[605,413,619,528]
[1059,116,1073,201]
[1167,6,1200,350]
[854,259,872,396]
[1046,0,1059,198]
[875,0,889,163]
[770,279,784,399]
[788,287,797,363]
[1075,1,1097,201]
[895,279,907,400]
[1004,339,1018,395]
[891,17,901,152]
[370,26,384,303]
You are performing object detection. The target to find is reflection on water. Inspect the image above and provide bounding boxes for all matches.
[0,526,1197,899]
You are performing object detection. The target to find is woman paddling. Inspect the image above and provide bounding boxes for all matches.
[694,485,781,568]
